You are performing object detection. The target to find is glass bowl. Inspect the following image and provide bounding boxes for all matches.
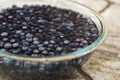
[0,0,108,80]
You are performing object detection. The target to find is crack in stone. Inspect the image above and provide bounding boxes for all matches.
[99,0,112,13]
[107,0,120,5]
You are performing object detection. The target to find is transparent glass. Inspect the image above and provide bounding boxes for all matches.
[0,0,108,80]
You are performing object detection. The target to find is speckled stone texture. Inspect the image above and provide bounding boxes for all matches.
[0,0,120,80]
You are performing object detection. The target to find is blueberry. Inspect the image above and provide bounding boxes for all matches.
[26,38,33,42]
[11,48,21,54]
[87,19,94,24]
[22,46,28,50]
[47,47,51,51]
[22,26,27,30]
[81,39,88,45]
[91,28,98,34]
[16,10,22,13]
[3,57,11,65]
[12,43,19,48]
[39,46,45,51]
[2,22,8,26]
[38,64,45,72]
[31,62,38,66]
[22,41,29,46]
[23,4,29,9]
[15,30,22,34]
[43,41,49,45]
[4,43,11,48]
[15,61,20,66]
[0,32,8,37]
[33,37,39,41]
[0,41,4,47]
[48,44,54,48]
[56,47,62,51]
[12,4,17,8]
[33,40,40,45]
[64,40,70,44]
[50,40,55,44]
[62,22,74,27]
[2,38,9,42]
[33,49,39,54]
[26,33,33,38]
[85,31,91,37]
[52,17,61,21]
[8,15,13,19]
[30,45,38,49]
[22,22,28,26]
[38,44,43,47]
[75,38,81,43]
[50,29,57,33]
[37,20,46,24]
[91,34,98,39]
[42,50,48,54]
[38,29,43,33]
[48,52,54,56]
[25,17,31,21]
[10,39,16,43]
[24,62,31,68]
[0,15,4,19]
[20,33,25,36]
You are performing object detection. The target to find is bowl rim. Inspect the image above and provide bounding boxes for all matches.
[0,0,108,62]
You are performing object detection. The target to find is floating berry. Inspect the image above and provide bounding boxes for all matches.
[75,38,81,43]
[0,5,98,57]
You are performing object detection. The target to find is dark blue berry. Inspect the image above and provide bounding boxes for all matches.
[12,43,19,48]
[22,41,29,46]
[22,26,27,30]
[15,30,22,34]
[37,20,46,24]
[26,38,32,42]
[50,29,57,33]
[42,50,48,54]
[50,40,55,44]
[16,10,22,13]
[85,31,91,37]
[81,39,88,45]
[64,40,70,44]
[0,15,4,19]
[22,46,28,50]
[0,41,4,47]
[33,49,39,54]
[43,41,49,45]
[91,28,98,34]
[10,39,16,43]
[26,33,33,38]
[33,41,40,45]
[33,37,39,41]
[56,47,62,51]
[1,32,8,37]
[39,46,45,51]
[25,17,30,21]
[2,38,9,42]
[4,43,12,48]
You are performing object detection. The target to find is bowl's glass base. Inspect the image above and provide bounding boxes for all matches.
[0,65,93,80]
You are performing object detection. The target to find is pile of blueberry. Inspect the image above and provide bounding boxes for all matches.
[0,5,98,57]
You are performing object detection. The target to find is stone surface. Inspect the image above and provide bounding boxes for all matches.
[75,0,108,12]
[84,51,120,80]
[99,4,120,53]
[108,0,120,4]
[0,0,120,80]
